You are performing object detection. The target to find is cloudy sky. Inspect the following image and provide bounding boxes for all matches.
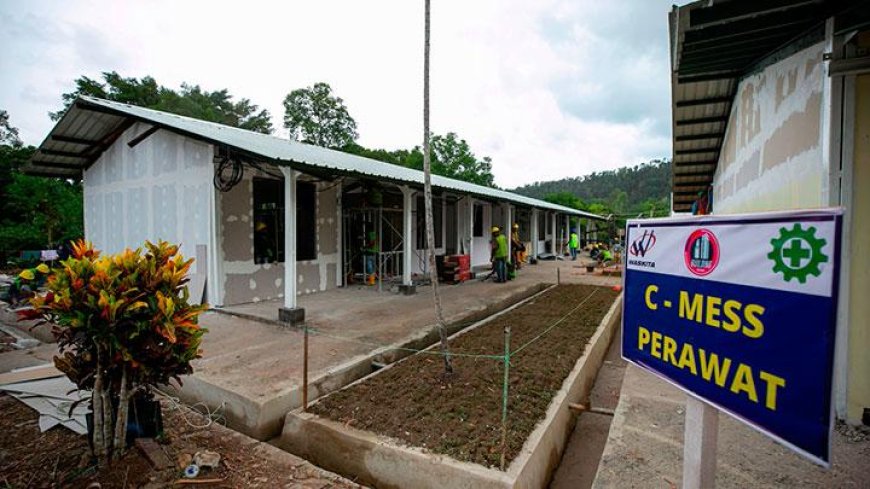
[0,0,683,188]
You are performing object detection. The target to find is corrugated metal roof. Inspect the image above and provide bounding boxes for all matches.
[26,96,605,220]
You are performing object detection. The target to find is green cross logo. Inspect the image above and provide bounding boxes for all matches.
[782,238,811,268]
[768,224,828,283]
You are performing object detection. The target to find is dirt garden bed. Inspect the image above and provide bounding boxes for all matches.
[0,392,360,488]
[309,284,619,470]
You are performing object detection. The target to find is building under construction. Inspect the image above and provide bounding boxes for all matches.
[24,96,605,323]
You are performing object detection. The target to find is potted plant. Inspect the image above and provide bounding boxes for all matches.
[21,240,208,464]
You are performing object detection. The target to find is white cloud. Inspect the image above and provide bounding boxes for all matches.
[0,0,680,188]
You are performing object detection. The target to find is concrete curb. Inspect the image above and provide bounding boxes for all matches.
[0,307,54,344]
[278,291,624,488]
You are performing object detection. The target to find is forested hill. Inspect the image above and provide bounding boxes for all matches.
[511,159,671,215]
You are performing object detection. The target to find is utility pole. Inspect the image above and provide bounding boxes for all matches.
[423,0,452,373]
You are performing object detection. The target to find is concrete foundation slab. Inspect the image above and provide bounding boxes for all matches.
[177,261,609,441]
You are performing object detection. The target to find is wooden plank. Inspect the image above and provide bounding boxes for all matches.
[0,365,63,385]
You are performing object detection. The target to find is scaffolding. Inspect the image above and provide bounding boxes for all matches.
[342,207,405,292]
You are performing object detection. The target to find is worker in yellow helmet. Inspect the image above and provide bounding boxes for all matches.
[511,223,526,270]
[490,226,508,283]
[2,263,50,306]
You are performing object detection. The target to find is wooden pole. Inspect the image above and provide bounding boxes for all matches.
[500,325,511,471]
[303,326,309,411]
[422,0,452,373]
[682,396,718,489]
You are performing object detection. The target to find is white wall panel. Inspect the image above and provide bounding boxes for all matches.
[83,122,213,274]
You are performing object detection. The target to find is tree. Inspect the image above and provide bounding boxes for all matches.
[283,82,358,148]
[513,159,672,213]
[425,132,494,187]
[340,132,496,187]
[0,111,83,262]
[157,84,273,134]
[544,191,586,211]
[1,110,22,146]
[51,72,273,134]
[608,188,628,215]
[422,0,452,374]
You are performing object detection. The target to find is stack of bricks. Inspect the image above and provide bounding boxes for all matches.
[441,254,471,284]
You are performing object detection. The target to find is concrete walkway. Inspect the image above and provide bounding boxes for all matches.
[178,259,621,440]
[592,365,870,488]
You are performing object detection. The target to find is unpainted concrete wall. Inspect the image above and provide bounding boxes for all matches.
[219,172,340,305]
[713,42,826,214]
[83,122,213,274]
[847,73,870,424]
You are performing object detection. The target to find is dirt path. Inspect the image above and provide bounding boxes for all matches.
[549,327,627,488]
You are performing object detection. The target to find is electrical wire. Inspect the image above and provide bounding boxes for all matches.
[153,386,227,429]
[213,155,243,192]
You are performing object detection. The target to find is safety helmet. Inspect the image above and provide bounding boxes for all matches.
[491,226,500,233]
[513,223,519,229]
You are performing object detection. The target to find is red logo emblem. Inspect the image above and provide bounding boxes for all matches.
[684,229,720,276]
[629,230,656,257]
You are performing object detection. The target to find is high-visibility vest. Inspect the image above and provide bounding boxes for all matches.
[494,235,508,258]
[569,233,579,249]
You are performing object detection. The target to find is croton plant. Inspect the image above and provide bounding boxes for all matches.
[21,239,208,464]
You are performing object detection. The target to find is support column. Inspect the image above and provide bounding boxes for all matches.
[399,186,416,295]
[565,214,571,256]
[279,168,304,325]
[551,212,557,256]
[335,180,343,287]
[504,204,512,264]
[468,198,475,260]
[531,208,539,262]
[455,196,462,255]
[207,167,224,306]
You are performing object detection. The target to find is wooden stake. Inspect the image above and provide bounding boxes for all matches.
[682,396,718,489]
[303,326,309,411]
[557,267,561,285]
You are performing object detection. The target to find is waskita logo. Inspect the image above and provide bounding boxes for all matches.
[630,230,657,257]
[628,229,657,268]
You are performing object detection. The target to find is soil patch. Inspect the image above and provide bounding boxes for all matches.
[0,392,359,488]
[311,284,619,469]
[0,330,16,353]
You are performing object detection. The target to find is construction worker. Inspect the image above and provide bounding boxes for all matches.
[568,228,580,261]
[511,223,525,270]
[363,230,379,285]
[590,241,601,260]
[598,244,614,267]
[490,226,508,283]
[1,263,49,306]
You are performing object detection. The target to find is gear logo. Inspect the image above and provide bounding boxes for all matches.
[768,223,828,283]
